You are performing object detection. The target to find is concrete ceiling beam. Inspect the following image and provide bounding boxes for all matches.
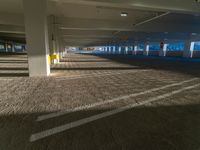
[0,24,25,34]
[51,0,200,14]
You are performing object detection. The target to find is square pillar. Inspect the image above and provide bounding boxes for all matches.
[183,41,194,58]
[119,46,122,54]
[109,46,111,54]
[113,46,116,54]
[159,42,168,57]
[115,46,118,54]
[23,0,50,77]
[49,15,61,64]
[130,46,133,52]
[133,45,138,55]
[56,24,63,61]
[144,43,150,56]
[12,43,15,53]
[125,46,128,54]
[110,46,112,54]
[105,47,108,53]
[5,42,8,52]
[48,15,60,64]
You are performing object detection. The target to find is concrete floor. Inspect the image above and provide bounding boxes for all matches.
[0,53,200,150]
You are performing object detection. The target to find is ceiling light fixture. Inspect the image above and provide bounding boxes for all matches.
[121,12,128,17]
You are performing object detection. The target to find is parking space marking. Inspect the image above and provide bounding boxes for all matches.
[37,78,198,122]
[30,83,200,142]
[0,78,14,81]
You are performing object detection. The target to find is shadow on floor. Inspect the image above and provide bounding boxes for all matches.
[0,52,27,56]
[0,67,28,71]
[0,73,29,77]
[91,54,200,78]
[0,61,28,64]
[1,103,200,150]
[0,53,29,77]
[51,67,144,71]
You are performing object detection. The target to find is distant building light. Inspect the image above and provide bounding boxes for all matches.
[121,12,128,17]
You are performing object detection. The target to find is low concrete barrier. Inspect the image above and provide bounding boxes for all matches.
[166,51,183,57]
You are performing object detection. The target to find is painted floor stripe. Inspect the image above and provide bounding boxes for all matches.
[55,70,150,80]
[30,83,200,142]
[37,78,198,121]
[0,78,14,81]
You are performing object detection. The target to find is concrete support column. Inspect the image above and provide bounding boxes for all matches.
[12,43,15,53]
[55,24,61,63]
[183,40,194,58]
[109,46,111,54]
[118,46,122,54]
[130,46,133,54]
[125,46,128,54]
[48,16,54,56]
[110,46,113,54]
[57,24,64,60]
[58,34,64,59]
[23,0,50,77]
[60,39,66,58]
[159,42,168,57]
[5,42,8,52]
[133,45,138,55]
[144,43,150,56]
[115,46,118,54]
[48,16,61,64]
[59,39,63,58]
[105,47,108,53]
[113,46,116,54]
[114,46,117,54]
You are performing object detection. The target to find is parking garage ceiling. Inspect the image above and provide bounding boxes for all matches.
[0,0,200,46]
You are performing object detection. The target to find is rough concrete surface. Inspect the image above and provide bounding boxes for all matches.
[0,53,200,150]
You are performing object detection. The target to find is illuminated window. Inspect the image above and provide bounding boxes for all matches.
[194,41,200,51]
[0,43,5,51]
[137,44,145,51]
[149,43,160,51]
[167,42,184,51]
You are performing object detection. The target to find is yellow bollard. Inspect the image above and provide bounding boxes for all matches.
[49,54,60,64]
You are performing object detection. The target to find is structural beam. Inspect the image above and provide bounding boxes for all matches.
[51,0,200,14]
[0,25,25,34]
[183,40,194,58]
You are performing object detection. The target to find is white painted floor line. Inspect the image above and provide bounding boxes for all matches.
[0,78,14,81]
[37,78,198,122]
[30,83,200,142]
[55,70,150,80]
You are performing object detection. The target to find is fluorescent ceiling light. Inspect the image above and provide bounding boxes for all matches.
[121,12,128,17]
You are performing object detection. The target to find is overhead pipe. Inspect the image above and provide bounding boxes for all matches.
[113,12,170,35]
[133,12,170,27]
